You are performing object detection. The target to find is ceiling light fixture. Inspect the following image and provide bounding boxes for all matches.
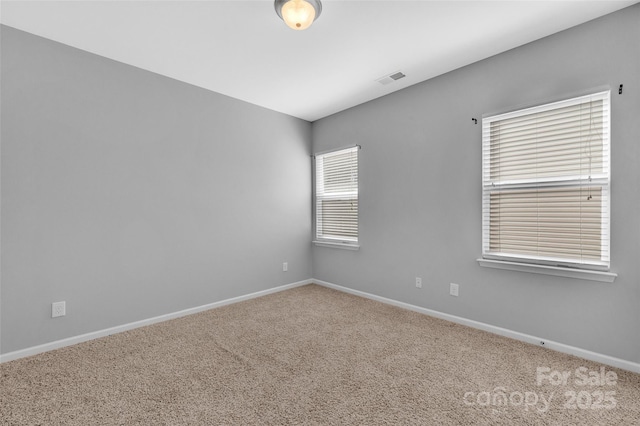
[274,0,322,31]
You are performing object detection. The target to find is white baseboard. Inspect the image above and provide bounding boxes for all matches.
[0,279,313,363]
[313,279,640,374]
[4,277,638,374]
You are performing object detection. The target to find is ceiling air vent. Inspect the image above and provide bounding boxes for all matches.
[376,71,406,85]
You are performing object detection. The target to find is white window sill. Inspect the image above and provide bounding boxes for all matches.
[477,258,617,283]
[313,241,360,251]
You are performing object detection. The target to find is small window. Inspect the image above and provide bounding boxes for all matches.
[482,91,610,270]
[314,146,359,247]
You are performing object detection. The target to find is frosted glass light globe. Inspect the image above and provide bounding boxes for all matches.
[281,0,316,30]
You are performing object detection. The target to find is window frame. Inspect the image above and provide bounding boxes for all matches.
[480,91,612,273]
[313,145,360,249]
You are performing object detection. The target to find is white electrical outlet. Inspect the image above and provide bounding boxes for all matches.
[52,301,66,318]
[283,262,288,272]
[415,277,422,288]
[450,283,459,297]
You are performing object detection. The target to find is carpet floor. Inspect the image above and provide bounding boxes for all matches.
[1,284,639,425]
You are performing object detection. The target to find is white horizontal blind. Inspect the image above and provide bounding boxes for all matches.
[482,91,610,269]
[315,146,358,243]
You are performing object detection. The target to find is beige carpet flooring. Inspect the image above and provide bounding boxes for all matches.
[1,284,639,425]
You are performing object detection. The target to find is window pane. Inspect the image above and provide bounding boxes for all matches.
[487,186,604,262]
[489,101,606,182]
[322,149,358,193]
[320,199,358,240]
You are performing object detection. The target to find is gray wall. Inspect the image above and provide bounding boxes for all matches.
[312,5,640,364]
[2,5,639,366]
[1,26,312,354]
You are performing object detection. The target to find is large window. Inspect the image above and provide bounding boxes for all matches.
[314,146,359,247]
[482,91,610,271]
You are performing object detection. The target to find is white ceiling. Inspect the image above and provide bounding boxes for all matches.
[1,0,637,122]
